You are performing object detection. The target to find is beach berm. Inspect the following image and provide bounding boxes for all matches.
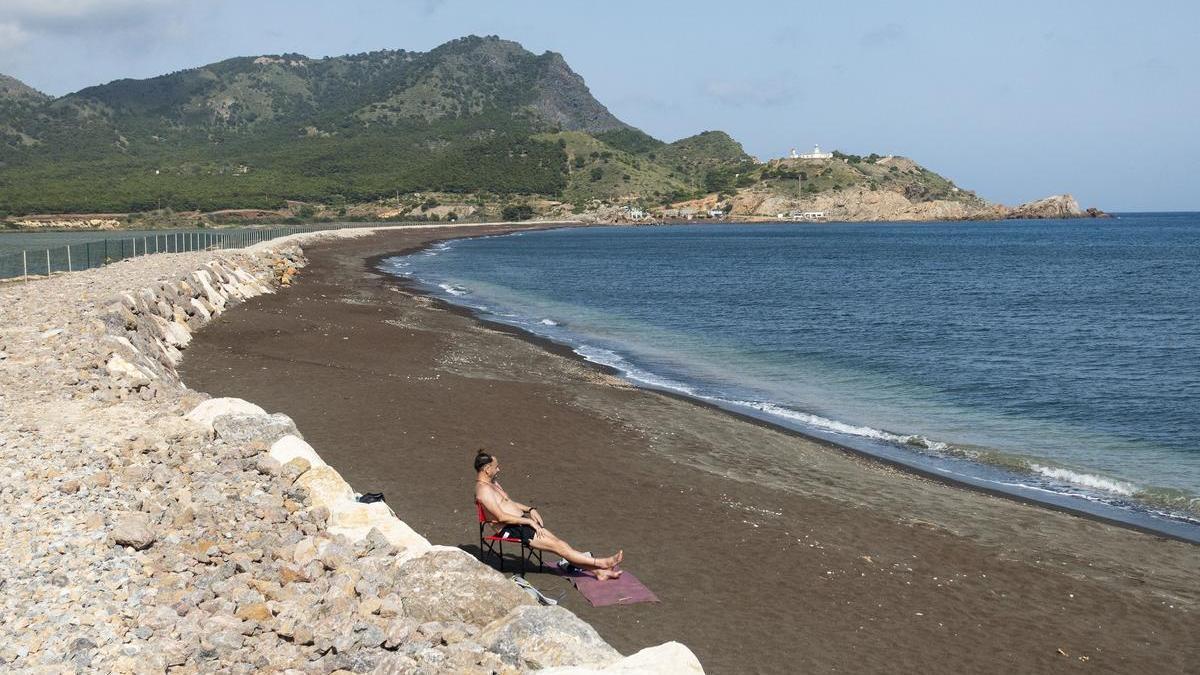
[0,223,702,673]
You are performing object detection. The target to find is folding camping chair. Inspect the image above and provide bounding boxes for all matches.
[476,500,544,576]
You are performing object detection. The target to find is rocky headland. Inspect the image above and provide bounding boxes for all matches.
[667,188,1106,224]
[0,225,701,673]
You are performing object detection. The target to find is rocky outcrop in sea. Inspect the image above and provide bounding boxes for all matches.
[0,227,701,673]
[1004,194,1085,219]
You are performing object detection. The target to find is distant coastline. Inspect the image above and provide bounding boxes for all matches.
[1,36,1106,226]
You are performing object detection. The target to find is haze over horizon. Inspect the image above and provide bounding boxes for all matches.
[1,0,1195,212]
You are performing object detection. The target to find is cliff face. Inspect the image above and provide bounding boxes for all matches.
[529,51,630,134]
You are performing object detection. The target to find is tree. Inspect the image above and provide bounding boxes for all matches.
[501,203,534,221]
[703,168,734,193]
[589,167,603,182]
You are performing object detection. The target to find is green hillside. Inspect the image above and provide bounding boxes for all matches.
[0,36,991,219]
[0,38,599,213]
[541,131,689,207]
[750,152,983,204]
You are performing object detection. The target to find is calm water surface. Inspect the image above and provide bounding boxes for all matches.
[387,215,1200,540]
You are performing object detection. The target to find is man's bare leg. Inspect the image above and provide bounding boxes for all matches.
[531,531,623,578]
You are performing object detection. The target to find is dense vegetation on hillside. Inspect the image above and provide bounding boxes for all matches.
[0,36,980,217]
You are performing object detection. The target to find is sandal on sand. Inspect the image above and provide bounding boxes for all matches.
[556,559,584,575]
[511,575,563,606]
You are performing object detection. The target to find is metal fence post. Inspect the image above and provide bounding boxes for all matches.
[46,249,51,277]
[67,245,72,272]
[23,250,28,283]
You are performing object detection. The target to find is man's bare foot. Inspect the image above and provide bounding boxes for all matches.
[592,551,623,569]
[594,568,624,581]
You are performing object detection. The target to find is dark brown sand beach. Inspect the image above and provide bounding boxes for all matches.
[180,225,1199,674]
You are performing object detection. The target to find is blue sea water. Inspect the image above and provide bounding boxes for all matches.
[385,215,1200,541]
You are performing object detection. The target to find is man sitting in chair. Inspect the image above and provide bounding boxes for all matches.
[474,449,624,580]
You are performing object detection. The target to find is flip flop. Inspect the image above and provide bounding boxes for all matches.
[511,575,565,606]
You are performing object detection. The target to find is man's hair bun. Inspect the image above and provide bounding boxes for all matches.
[474,449,494,472]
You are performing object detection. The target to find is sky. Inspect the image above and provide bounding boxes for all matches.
[0,0,1196,211]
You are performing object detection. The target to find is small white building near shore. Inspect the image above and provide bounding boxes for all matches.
[778,210,827,221]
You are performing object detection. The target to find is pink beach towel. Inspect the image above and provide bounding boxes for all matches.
[556,566,659,607]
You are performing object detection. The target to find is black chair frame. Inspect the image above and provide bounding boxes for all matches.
[478,520,544,577]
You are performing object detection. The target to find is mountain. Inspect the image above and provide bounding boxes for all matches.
[0,36,1092,221]
[0,36,640,213]
[0,74,48,102]
[0,74,51,156]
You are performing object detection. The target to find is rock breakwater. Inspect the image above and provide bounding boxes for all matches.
[0,226,701,673]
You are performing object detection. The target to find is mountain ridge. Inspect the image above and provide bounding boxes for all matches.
[0,73,49,102]
[0,36,1098,221]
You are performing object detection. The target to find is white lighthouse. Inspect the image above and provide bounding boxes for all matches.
[792,144,833,160]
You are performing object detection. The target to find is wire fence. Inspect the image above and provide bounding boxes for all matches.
[0,222,407,282]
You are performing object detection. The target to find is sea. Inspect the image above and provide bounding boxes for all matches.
[383,215,1200,542]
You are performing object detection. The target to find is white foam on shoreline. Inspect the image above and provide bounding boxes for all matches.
[438,283,468,296]
[572,343,700,396]
[1030,464,1138,497]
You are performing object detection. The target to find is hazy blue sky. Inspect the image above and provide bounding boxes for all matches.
[1,0,1196,210]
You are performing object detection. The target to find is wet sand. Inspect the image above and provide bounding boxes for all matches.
[179,225,1199,674]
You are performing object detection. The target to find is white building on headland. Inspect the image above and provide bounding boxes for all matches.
[776,210,826,221]
[790,144,833,160]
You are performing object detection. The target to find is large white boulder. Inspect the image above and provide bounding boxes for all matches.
[541,642,705,674]
[106,354,152,387]
[269,435,326,468]
[213,412,299,445]
[481,605,622,671]
[392,548,534,626]
[191,269,227,310]
[294,465,355,510]
[185,398,267,432]
[151,314,192,348]
[327,501,430,552]
[189,298,212,321]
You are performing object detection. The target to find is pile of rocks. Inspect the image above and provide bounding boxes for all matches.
[13,218,123,230]
[0,228,700,673]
